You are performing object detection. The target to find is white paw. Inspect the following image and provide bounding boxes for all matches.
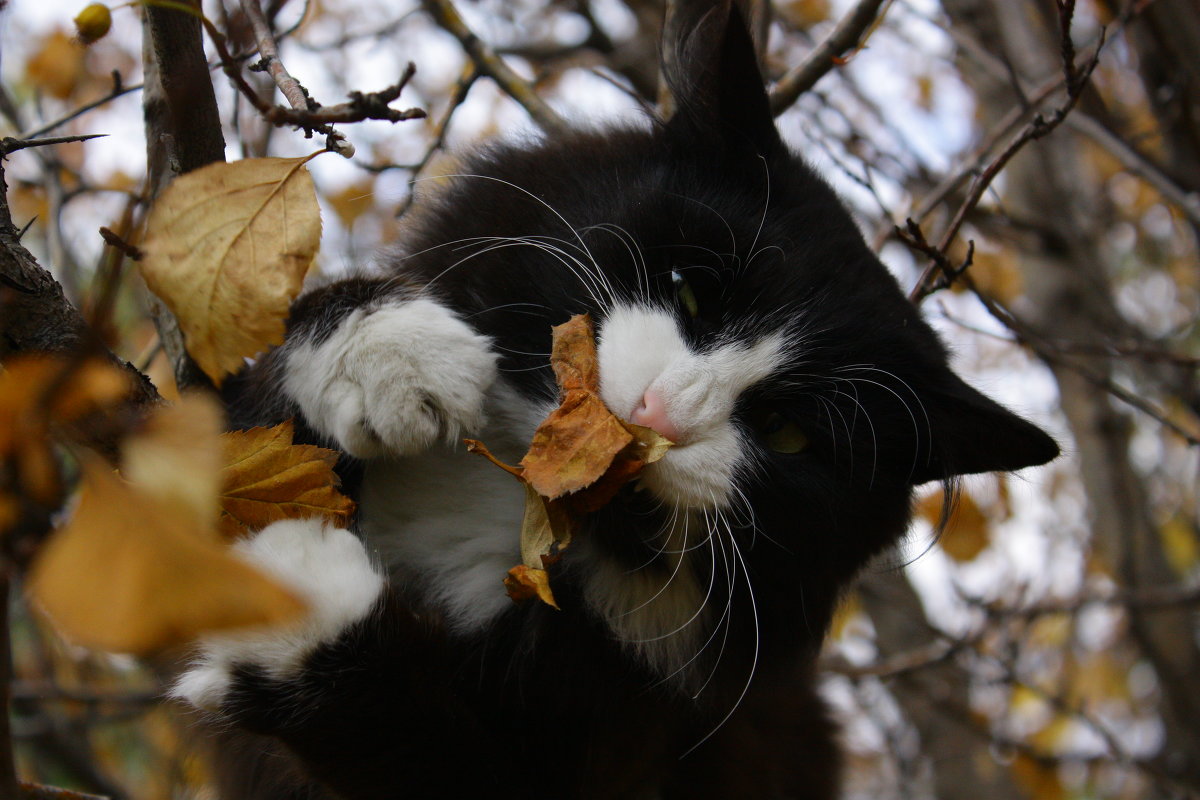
[171,518,385,712]
[284,298,498,458]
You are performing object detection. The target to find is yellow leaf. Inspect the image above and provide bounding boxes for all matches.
[122,393,225,530]
[28,458,306,654]
[24,30,86,100]
[218,421,355,539]
[1159,515,1199,576]
[920,491,991,562]
[139,156,323,385]
[1009,753,1066,800]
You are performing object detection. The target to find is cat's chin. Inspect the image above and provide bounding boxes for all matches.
[632,436,741,511]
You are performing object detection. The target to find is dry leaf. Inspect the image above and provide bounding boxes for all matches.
[28,457,305,655]
[470,314,671,609]
[504,565,559,610]
[0,355,131,505]
[122,393,225,529]
[139,156,323,385]
[219,421,355,539]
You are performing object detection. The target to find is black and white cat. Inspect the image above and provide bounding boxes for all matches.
[173,4,1057,797]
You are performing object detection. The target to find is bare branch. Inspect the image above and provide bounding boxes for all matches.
[421,0,569,136]
[769,0,892,115]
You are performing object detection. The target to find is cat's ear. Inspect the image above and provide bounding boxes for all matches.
[912,373,1059,484]
[661,0,780,152]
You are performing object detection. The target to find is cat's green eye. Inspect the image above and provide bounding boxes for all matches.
[671,269,700,319]
[759,412,809,454]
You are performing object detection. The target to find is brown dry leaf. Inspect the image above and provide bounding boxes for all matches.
[28,457,305,655]
[122,393,225,530]
[470,315,671,609]
[139,156,323,385]
[219,421,355,539]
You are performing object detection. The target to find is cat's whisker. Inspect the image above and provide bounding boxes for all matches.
[459,237,609,311]
[682,511,761,758]
[668,193,738,261]
[583,223,649,305]
[836,365,933,480]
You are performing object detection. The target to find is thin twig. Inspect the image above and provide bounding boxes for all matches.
[0,135,107,157]
[421,0,568,135]
[907,2,1104,302]
[18,74,140,141]
[769,0,892,115]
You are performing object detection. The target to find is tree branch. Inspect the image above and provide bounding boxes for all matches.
[769,0,891,115]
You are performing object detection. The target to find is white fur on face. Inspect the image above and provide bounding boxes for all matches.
[596,304,785,509]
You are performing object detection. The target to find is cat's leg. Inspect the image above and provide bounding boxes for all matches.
[172,517,502,797]
[227,278,498,458]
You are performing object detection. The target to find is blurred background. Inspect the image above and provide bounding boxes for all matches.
[0,0,1197,797]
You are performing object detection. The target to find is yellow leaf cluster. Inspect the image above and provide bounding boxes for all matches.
[139,156,323,385]
[24,30,86,100]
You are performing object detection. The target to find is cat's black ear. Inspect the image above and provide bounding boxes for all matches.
[661,0,780,152]
[912,373,1059,484]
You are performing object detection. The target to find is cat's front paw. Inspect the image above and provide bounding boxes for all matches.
[171,518,385,713]
[284,298,498,458]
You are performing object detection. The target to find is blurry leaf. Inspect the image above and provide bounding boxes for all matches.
[782,0,831,26]
[1159,515,1199,576]
[914,74,935,112]
[829,590,862,641]
[1070,652,1131,705]
[919,491,991,562]
[218,421,355,539]
[24,30,86,99]
[28,457,305,654]
[326,178,376,228]
[1029,715,1074,753]
[0,355,131,505]
[122,393,224,529]
[971,248,1025,304]
[1009,753,1066,800]
[139,156,323,385]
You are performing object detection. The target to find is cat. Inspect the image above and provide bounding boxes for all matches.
[172,3,1058,798]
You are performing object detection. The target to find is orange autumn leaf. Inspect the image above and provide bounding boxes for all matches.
[28,457,305,655]
[0,355,132,506]
[219,421,355,539]
[470,314,671,609]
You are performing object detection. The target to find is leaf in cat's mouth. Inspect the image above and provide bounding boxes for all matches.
[466,314,672,609]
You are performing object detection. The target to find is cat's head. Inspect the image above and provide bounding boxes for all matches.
[402,1,1056,665]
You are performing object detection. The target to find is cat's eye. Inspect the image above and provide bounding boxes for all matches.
[670,269,700,319]
[758,412,809,454]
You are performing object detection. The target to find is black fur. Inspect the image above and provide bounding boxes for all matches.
[199,4,1057,797]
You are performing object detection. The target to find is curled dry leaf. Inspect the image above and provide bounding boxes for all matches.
[28,457,305,655]
[219,421,356,539]
[139,156,323,385]
[470,314,671,608]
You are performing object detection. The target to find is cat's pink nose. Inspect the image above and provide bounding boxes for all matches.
[629,389,680,443]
